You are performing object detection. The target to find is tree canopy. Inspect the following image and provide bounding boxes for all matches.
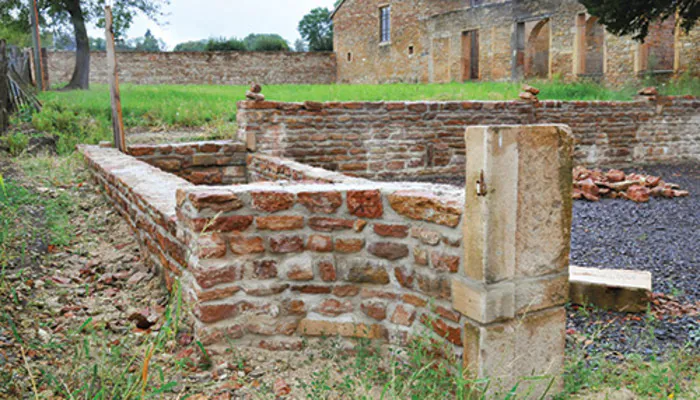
[580,0,699,41]
[298,7,333,52]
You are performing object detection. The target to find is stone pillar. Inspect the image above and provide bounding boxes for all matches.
[453,125,573,396]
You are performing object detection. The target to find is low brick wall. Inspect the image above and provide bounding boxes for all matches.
[238,98,699,180]
[81,124,573,394]
[47,51,337,86]
[79,145,192,290]
[128,141,247,185]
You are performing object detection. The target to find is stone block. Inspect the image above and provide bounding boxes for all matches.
[464,125,573,283]
[569,266,651,312]
[297,319,387,339]
[463,307,566,397]
[452,277,514,324]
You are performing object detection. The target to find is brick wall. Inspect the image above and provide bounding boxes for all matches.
[238,98,700,179]
[79,145,192,291]
[176,182,466,352]
[127,141,247,185]
[80,124,573,394]
[47,51,337,86]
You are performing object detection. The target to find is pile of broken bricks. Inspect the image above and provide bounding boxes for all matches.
[246,83,265,101]
[573,166,689,202]
[519,84,540,102]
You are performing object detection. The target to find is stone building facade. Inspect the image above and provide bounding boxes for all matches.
[332,0,699,85]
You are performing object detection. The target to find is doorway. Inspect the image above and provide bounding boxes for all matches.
[462,30,479,81]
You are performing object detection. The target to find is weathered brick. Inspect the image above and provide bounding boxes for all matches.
[314,299,354,316]
[402,293,428,307]
[394,266,415,288]
[198,233,226,259]
[269,235,305,253]
[192,215,253,233]
[335,238,365,253]
[297,191,343,214]
[308,217,355,232]
[374,223,409,238]
[188,190,243,212]
[297,319,387,339]
[251,191,295,213]
[253,260,278,279]
[347,190,383,218]
[388,191,462,227]
[368,242,409,260]
[318,260,337,281]
[332,285,360,297]
[361,301,387,321]
[229,235,265,255]
[346,261,390,284]
[307,234,333,252]
[430,251,460,273]
[391,305,416,326]
[291,285,332,294]
[420,314,462,346]
[256,216,304,231]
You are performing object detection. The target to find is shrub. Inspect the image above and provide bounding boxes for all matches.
[205,37,247,52]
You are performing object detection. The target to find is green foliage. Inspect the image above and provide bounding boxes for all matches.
[579,0,698,41]
[205,37,247,52]
[244,33,289,51]
[1,132,29,156]
[89,36,106,51]
[298,7,334,52]
[173,39,208,52]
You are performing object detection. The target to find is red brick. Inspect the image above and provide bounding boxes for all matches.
[253,260,278,279]
[368,242,409,260]
[307,235,333,252]
[230,235,265,255]
[291,285,332,294]
[332,285,360,297]
[188,190,243,212]
[282,299,306,316]
[420,314,462,346]
[347,261,390,284]
[430,251,460,273]
[192,215,253,233]
[347,190,383,218]
[413,247,429,266]
[374,223,409,238]
[256,216,304,231]
[287,263,314,281]
[391,305,416,326]
[394,266,415,288]
[402,294,427,308]
[297,191,343,214]
[314,299,354,316]
[251,191,295,213]
[433,305,461,323]
[308,217,355,232]
[195,301,251,323]
[361,301,387,321]
[196,285,241,302]
[198,233,227,259]
[243,283,290,296]
[335,238,365,253]
[269,235,305,253]
[388,191,462,227]
[128,145,156,157]
[318,260,337,281]
[193,262,246,289]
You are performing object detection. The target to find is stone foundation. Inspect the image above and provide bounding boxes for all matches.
[80,124,573,394]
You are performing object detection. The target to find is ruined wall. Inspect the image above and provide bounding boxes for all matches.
[47,51,337,86]
[128,141,247,185]
[238,98,700,176]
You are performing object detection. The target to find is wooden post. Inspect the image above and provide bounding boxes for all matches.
[0,39,9,134]
[29,0,44,91]
[105,5,126,152]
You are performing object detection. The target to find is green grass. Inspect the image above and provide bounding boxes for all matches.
[20,77,699,154]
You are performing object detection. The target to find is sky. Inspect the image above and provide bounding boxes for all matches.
[87,0,339,50]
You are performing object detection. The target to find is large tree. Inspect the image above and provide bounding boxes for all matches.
[0,0,167,90]
[580,0,699,41]
[298,7,333,52]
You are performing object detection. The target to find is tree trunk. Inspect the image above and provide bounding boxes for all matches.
[0,39,9,134]
[64,0,90,90]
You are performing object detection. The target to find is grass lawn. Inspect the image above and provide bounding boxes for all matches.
[6,78,697,154]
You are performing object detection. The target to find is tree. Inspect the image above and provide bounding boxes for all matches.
[132,29,164,51]
[89,36,106,50]
[205,37,246,52]
[580,0,699,41]
[293,38,307,52]
[0,0,168,90]
[298,7,333,51]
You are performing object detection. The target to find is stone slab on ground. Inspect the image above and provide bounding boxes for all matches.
[570,265,652,313]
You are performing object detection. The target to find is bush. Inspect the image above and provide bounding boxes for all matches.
[249,36,289,51]
[205,37,247,52]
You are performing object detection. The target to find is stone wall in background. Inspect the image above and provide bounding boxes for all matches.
[237,98,700,179]
[46,51,337,86]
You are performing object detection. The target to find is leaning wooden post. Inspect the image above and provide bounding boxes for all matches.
[105,5,126,152]
[453,125,573,396]
[0,39,8,134]
[29,0,44,91]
